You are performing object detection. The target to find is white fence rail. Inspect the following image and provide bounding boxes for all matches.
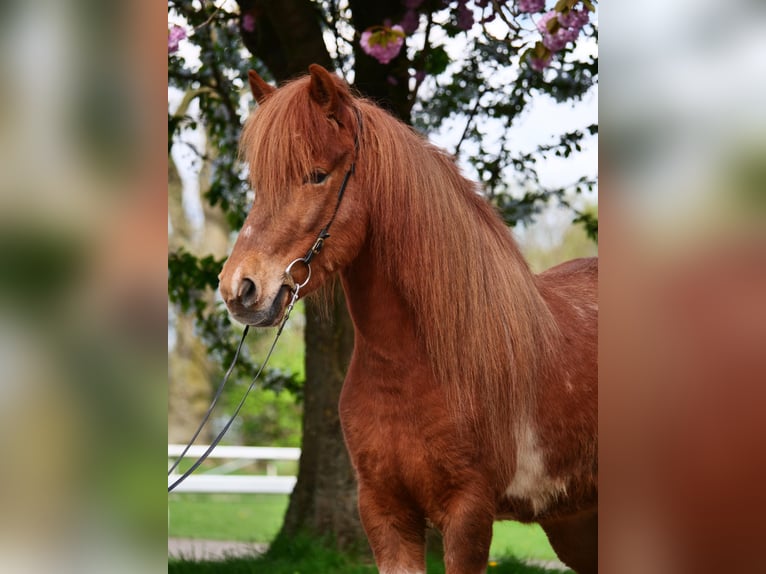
[168,444,300,494]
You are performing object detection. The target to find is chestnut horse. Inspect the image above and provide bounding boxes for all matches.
[219,65,597,574]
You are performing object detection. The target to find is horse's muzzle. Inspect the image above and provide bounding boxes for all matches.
[224,284,291,327]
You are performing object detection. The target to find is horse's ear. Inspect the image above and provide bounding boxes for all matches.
[308,64,341,116]
[248,70,275,104]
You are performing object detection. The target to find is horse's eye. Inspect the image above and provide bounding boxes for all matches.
[305,170,328,185]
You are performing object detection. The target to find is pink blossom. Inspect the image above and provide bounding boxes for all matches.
[360,25,405,65]
[242,13,256,33]
[542,33,565,52]
[168,25,187,54]
[558,8,589,30]
[536,11,557,34]
[517,0,545,13]
[537,8,586,53]
[530,53,552,72]
[543,25,580,51]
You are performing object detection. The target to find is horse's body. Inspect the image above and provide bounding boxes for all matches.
[219,65,597,574]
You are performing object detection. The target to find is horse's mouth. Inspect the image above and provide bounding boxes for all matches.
[228,285,291,327]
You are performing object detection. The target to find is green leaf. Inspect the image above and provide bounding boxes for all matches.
[572,211,599,243]
[424,45,450,76]
[168,249,227,312]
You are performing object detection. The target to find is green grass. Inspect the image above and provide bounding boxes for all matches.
[169,493,290,543]
[169,532,571,573]
[490,521,559,562]
[169,493,563,564]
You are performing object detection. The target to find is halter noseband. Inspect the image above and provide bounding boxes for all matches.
[284,106,363,295]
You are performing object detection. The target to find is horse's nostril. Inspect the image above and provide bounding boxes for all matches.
[237,277,257,306]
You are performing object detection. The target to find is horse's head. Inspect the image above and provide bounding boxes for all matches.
[219,65,368,326]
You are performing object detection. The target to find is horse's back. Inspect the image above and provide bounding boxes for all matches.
[532,256,598,521]
[538,256,597,284]
[536,256,597,309]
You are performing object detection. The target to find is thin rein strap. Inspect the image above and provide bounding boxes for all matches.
[169,291,300,492]
[167,324,249,477]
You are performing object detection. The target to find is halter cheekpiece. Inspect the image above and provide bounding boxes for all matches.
[284,106,363,292]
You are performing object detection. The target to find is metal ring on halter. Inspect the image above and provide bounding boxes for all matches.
[284,257,311,294]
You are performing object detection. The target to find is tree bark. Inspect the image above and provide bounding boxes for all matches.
[278,287,359,548]
[239,0,333,81]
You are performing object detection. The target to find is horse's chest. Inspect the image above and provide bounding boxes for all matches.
[339,378,471,486]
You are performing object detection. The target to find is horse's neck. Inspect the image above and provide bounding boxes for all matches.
[340,242,424,363]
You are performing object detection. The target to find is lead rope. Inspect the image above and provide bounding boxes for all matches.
[168,287,302,492]
[167,324,250,477]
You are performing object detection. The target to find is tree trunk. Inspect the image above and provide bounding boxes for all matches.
[276,286,361,549]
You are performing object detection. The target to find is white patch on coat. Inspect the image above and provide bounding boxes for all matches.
[505,422,567,515]
[241,224,253,239]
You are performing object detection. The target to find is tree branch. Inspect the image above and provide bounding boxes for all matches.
[237,0,333,82]
[454,89,484,157]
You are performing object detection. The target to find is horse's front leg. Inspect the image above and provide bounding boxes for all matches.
[439,493,495,574]
[539,509,597,574]
[358,483,426,574]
